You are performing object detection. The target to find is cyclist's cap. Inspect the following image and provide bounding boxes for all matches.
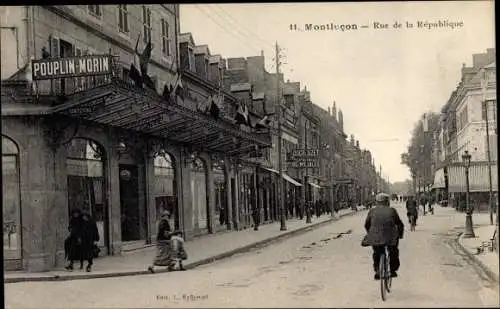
[375,193,390,202]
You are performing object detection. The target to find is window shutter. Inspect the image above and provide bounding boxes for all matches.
[74,47,82,90]
[124,5,129,33]
[50,36,60,58]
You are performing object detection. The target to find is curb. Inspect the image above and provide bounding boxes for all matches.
[5,209,365,283]
[454,232,499,283]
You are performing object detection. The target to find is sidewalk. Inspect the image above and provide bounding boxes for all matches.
[457,213,499,282]
[4,208,363,283]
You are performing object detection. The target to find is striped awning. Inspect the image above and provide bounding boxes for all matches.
[432,168,446,189]
[447,163,498,193]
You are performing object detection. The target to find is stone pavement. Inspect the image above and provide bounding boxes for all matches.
[404,202,499,284]
[4,207,362,283]
[458,214,499,282]
[6,203,499,308]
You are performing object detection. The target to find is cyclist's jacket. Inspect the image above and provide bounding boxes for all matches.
[363,206,404,246]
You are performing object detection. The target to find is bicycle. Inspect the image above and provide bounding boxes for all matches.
[379,245,392,301]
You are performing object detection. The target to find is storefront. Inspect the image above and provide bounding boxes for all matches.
[1,55,271,271]
[447,163,498,211]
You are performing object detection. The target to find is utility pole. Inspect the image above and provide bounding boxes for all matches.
[480,68,494,225]
[275,41,286,231]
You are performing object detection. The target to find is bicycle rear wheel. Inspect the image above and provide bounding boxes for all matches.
[385,250,392,292]
[379,253,387,301]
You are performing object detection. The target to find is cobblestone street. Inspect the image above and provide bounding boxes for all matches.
[5,204,499,308]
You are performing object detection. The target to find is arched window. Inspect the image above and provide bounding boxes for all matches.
[153,151,179,231]
[66,138,108,250]
[2,135,22,260]
[190,157,208,233]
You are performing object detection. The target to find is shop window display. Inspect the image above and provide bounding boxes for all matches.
[2,136,22,260]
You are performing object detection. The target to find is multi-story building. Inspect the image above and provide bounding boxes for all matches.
[297,87,321,214]
[1,5,271,272]
[433,48,497,210]
[223,53,305,223]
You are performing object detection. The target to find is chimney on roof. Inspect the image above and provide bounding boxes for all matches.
[332,101,337,121]
[261,50,264,57]
[356,140,360,148]
[328,107,331,115]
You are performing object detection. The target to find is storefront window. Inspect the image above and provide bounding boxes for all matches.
[153,152,179,231]
[2,136,22,260]
[66,138,107,249]
[212,164,227,229]
[190,158,208,233]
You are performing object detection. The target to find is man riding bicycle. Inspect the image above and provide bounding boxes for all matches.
[363,193,404,280]
[406,196,418,226]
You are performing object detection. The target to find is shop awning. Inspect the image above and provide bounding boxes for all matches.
[309,182,322,189]
[432,168,446,189]
[283,173,302,186]
[447,163,498,193]
[262,167,303,186]
[48,79,271,155]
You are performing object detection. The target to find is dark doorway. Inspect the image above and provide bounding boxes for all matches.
[231,178,237,228]
[119,164,141,241]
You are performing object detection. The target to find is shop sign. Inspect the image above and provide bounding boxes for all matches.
[291,148,319,159]
[67,99,106,116]
[289,160,319,168]
[32,55,112,80]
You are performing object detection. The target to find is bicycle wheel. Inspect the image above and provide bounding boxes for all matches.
[385,250,392,292]
[379,253,387,301]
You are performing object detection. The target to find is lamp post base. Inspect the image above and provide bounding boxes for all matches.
[463,214,476,238]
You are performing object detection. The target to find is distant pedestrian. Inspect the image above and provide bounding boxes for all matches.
[252,207,260,231]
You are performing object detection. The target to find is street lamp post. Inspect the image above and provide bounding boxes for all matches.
[462,150,475,238]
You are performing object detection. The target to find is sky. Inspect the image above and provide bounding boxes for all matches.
[179,1,495,183]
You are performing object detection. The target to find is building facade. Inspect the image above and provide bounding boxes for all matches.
[1,5,271,271]
[432,48,497,210]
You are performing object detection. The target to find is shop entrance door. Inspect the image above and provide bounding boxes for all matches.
[119,164,146,242]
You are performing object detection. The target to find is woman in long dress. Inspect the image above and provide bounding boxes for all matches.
[148,211,187,273]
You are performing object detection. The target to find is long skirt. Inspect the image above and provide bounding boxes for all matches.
[65,236,84,261]
[153,240,175,267]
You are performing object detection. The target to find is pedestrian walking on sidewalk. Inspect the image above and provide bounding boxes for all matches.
[252,206,260,231]
[65,208,84,271]
[148,210,187,273]
[80,208,100,272]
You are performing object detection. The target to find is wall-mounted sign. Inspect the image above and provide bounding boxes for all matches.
[291,149,319,159]
[32,55,112,80]
[289,161,319,168]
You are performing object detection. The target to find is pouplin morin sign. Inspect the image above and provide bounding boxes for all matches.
[32,55,112,80]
